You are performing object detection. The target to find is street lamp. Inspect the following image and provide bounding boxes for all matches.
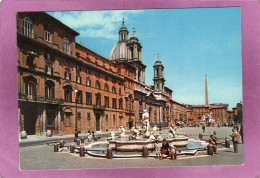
[74,89,78,142]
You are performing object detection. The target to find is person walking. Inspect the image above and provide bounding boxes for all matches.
[230,128,240,153]
[202,124,206,133]
[240,125,243,144]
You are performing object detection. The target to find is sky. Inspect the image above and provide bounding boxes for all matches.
[48,7,242,109]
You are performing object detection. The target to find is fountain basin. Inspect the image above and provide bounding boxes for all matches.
[109,136,188,151]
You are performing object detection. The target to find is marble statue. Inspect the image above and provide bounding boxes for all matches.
[131,126,140,140]
[168,125,176,138]
[118,126,126,138]
[142,109,150,138]
[110,131,116,140]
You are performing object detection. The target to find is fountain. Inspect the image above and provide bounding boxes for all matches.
[107,110,188,151]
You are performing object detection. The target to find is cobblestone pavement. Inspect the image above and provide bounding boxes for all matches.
[19,127,244,170]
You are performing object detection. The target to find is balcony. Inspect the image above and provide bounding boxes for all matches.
[93,105,105,111]
[18,93,63,104]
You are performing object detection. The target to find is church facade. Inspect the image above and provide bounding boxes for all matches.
[17,12,235,136]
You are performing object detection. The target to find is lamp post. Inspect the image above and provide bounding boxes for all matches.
[74,89,78,142]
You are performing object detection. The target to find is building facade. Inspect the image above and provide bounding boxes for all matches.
[17,12,239,135]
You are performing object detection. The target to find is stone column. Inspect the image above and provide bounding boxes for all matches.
[42,105,46,136]
[57,107,62,135]
[159,106,162,122]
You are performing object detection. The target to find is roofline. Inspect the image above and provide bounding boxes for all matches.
[75,42,116,67]
[44,12,80,36]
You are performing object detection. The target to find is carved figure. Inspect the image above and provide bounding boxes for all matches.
[118,126,126,138]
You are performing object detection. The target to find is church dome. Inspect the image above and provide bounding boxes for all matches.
[108,41,128,60]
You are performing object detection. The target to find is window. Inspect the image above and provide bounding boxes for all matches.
[113,115,116,126]
[112,98,117,109]
[87,113,91,127]
[104,83,109,92]
[112,86,116,94]
[119,99,123,109]
[45,81,55,99]
[23,17,32,37]
[96,80,100,89]
[45,31,51,42]
[65,71,71,80]
[120,117,122,125]
[77,90,82,104]
[104,96,109,108]
[86,69,91,75]
[95,73,100,78]
[63,85,72,102]
[96,93,101,107]
[46,66,53,75]
[112,78,116,84]
[105,76,108,81]
[76,75,81,84]
[119,87,121,95]
[76,65,81,71]
[65,114,71,126]
[86,77,91,87]
[63,38,70,54]
[86,92,92,105]
[154,110,157,122]
[106,114,108,126]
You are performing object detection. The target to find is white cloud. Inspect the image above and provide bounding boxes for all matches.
[50,10,143,39]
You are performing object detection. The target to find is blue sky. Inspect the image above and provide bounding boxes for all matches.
[48,7,242,109]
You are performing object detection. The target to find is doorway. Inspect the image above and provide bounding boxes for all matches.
[96,113,100,131]
[129,121,133,130]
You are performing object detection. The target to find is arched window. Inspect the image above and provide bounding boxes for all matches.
[86,77,91,87]
[112,86,116,94]
[23,75,37,100]
[45,80,55,99]
[104,83,109,92]
[23,17,32,37]
[96,80,100,89]
[63,38,70,54]
[119,87,122,95]
[63,85,72,102]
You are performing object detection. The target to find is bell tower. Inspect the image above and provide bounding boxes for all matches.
[127,25,142,61]
[153,54,165,92]
[118,18,129,42]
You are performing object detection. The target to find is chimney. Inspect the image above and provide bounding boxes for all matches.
[205,74,208,105]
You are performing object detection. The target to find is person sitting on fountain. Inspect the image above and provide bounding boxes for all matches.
[170,145,176,160]
[154,140,161,159]
[160,138,170,160]
[118,126,126,138]
[209,135,218,154]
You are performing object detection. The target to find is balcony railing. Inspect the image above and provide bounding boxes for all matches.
[18,93,63,104]
[93,105,105,110]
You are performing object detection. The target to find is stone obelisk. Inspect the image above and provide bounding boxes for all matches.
[205,74,208,105]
